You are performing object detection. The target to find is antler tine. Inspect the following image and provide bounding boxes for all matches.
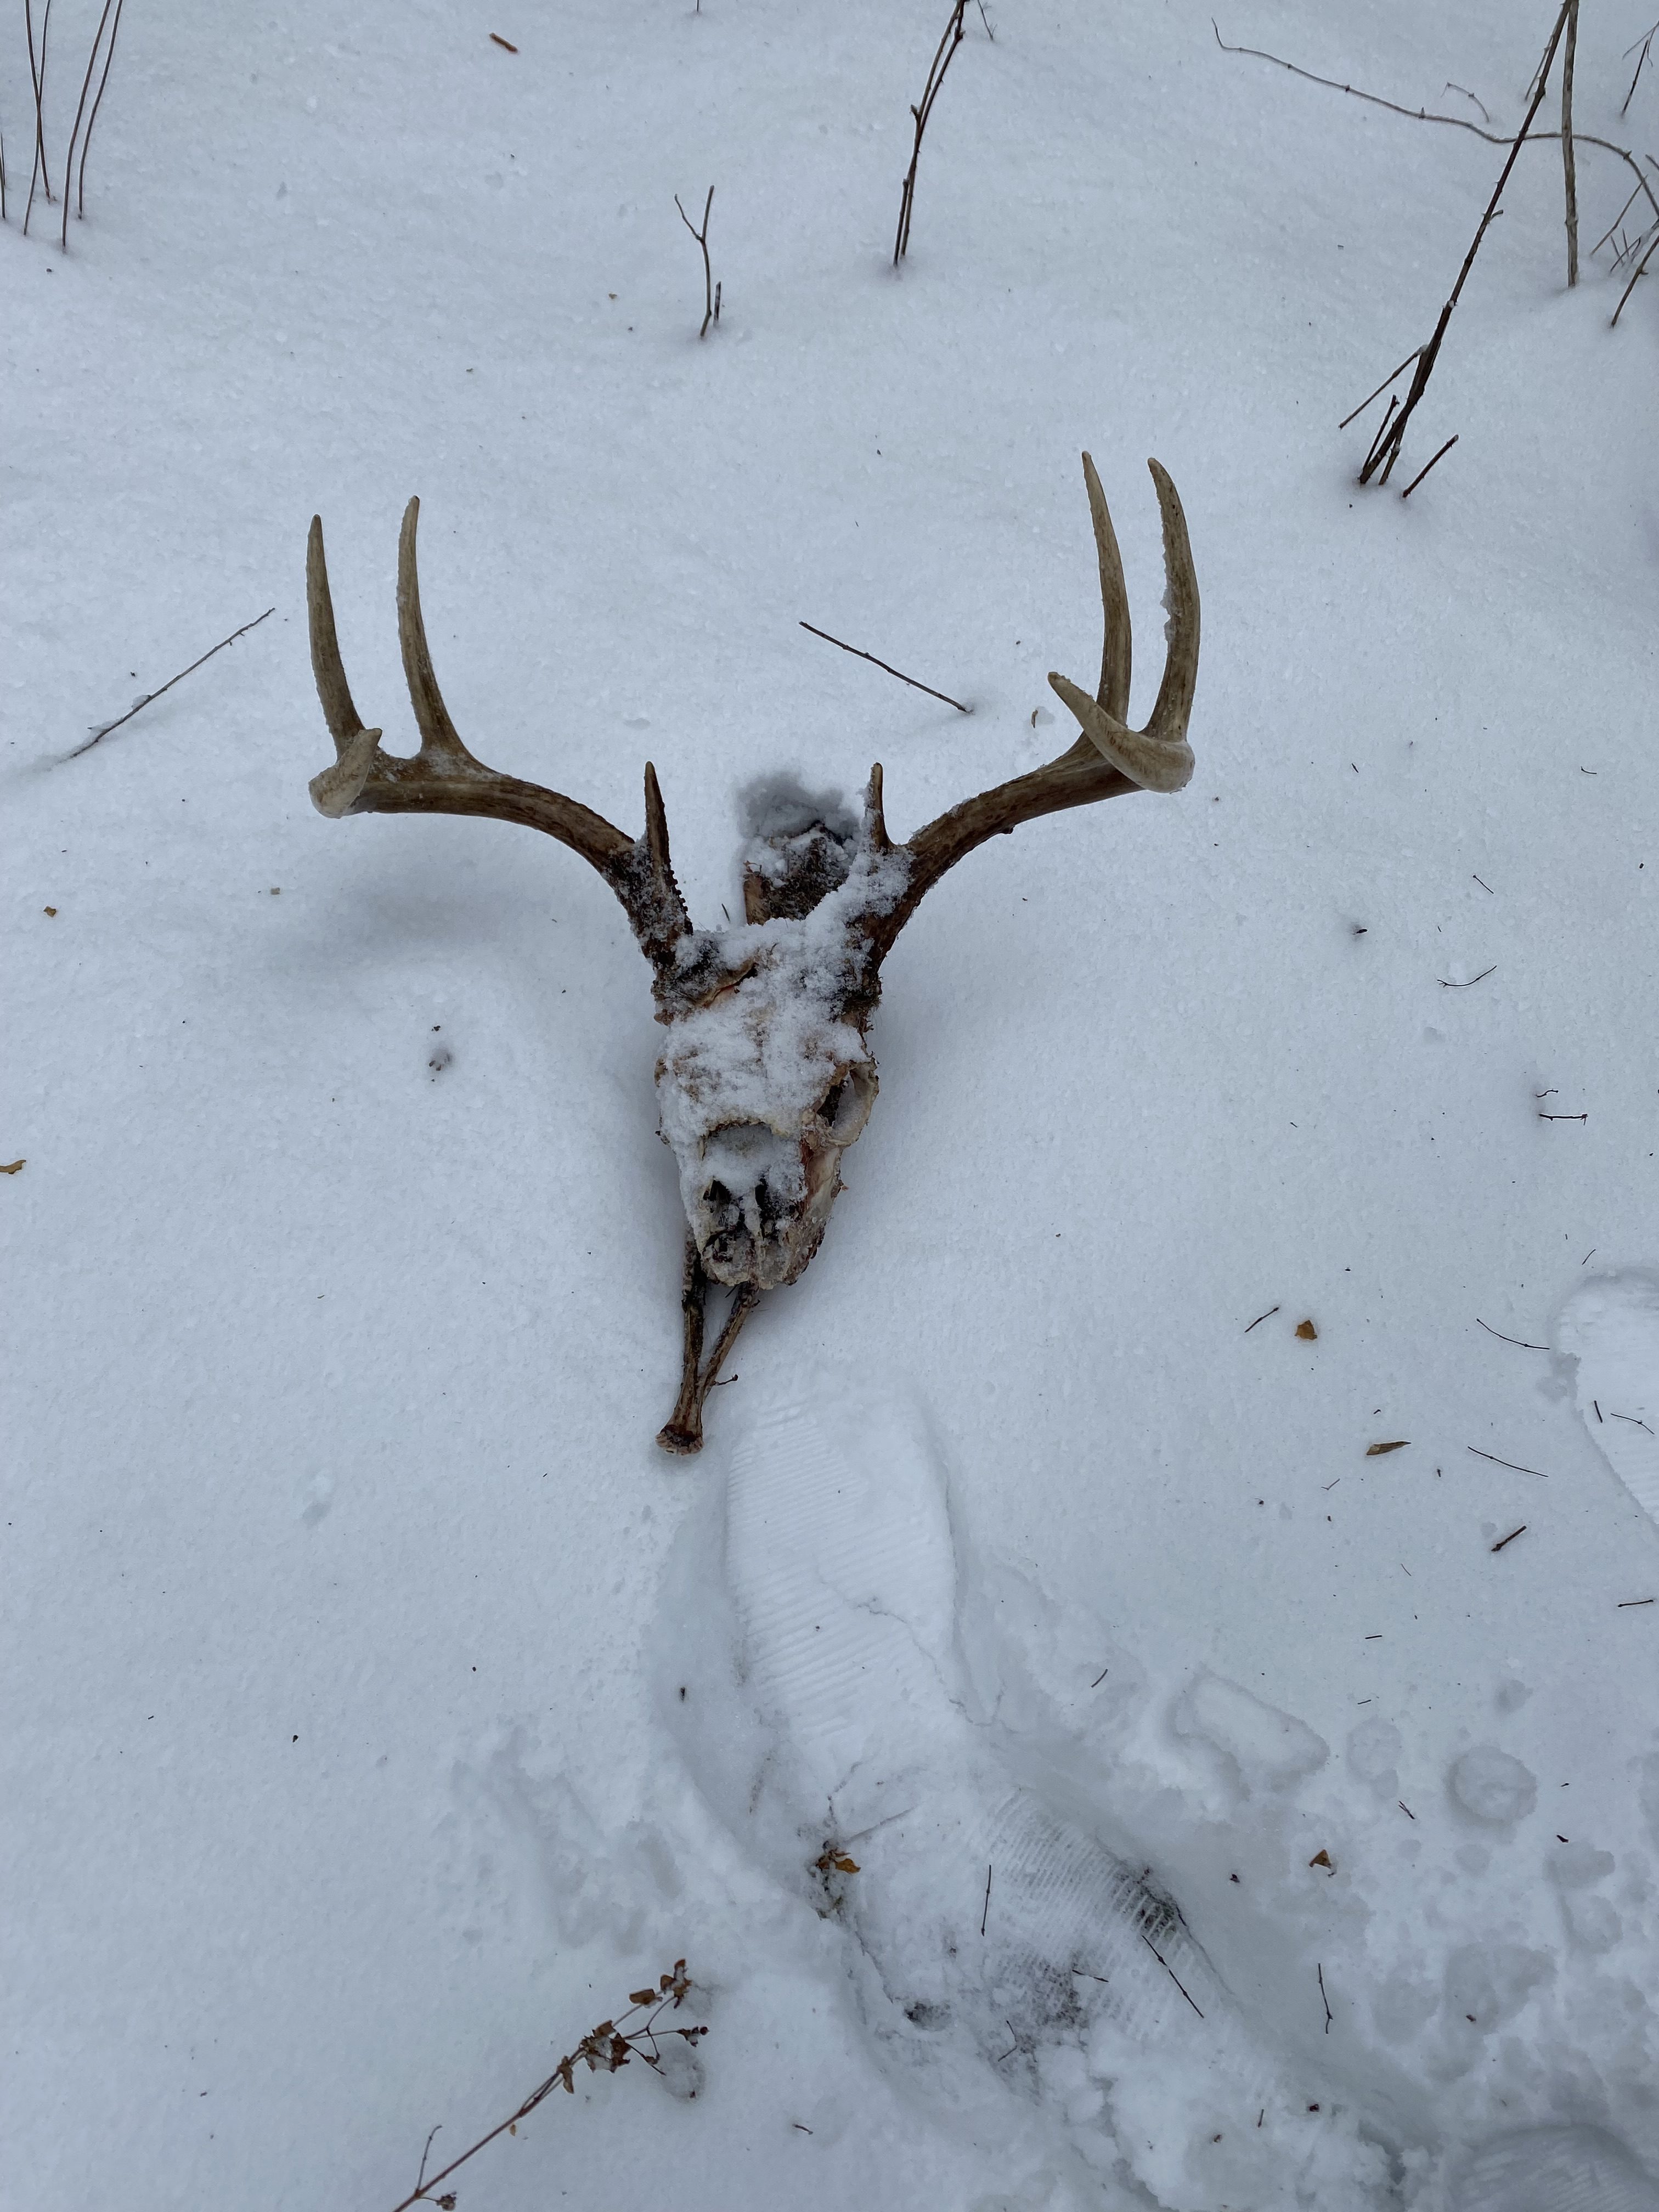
[397,495,482,770]
[303,504,693,973]
[307,514,370,751]
[862,456,1200,968]
[1046,456,1197,795]
[1143,458,1200,748]
[1083,451,1132,726]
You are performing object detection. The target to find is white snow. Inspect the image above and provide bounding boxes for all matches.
[5,2,1659,2208]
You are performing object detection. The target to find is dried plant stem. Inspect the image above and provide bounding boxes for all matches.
[1622,20,1658,115]
[24,0,54,235]
[799,620,970,712]
[386,1963,707,2212]
[66,608,275,759]
[894,0,969,264]
[76,0,126,219]
[1358,1,1575,486]
[1561,0,1579,285]
[1212,21,1659,234]
[1613,224,1659,322]
[1398,433,1459,498]
[674,185,719,338]
[59,0,116,248]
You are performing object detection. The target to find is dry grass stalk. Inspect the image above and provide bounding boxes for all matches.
[386,1963,708,2212]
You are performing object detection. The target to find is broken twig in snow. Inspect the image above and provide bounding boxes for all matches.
[674,186,720,338]
[66,607,274,759]
[1475,1319,1548,1351]
[798,620,970,711]
[1400,434,1459,498]
[1466,1446,1548,1477]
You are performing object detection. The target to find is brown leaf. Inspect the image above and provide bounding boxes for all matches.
[832,1853,860,1873]
[1366,1440,1409,1455]
[1308,1848,1333,1871]
[629,1989,657,2007]
[0,1160,23,1175]
[1295,1319,1317,1340]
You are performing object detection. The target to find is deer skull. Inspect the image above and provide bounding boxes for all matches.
[303,455,1200,1451]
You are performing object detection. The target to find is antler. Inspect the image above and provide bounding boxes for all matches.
[866,455,1199,964]
[306,498,690,971]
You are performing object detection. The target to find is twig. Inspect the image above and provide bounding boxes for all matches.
[1561,1,1579,285]
[894,0,969,264]
[1622,20,1658,115]
[1491,1523,1527,1552]
[1466,1446,1548,1477]
[24,0,54,235]
[489,32,518,51]
[1613,226,1659,324]
[1618,1596,1655,1607]
[59,0,117,249]
[1243,1304,1280,1333]
[1446,82,1492,125]
[1214,20,1659,233]
[386,1964,707,2212]
[1338,348,1421,430]
[975,0,995,38]
[980,1864,992,1936]
[1436,957,1492,985]
[674,187,719,338]
[1139,1929,1204,2019]
[1366,2,1573,485]
[1475,1319,1548,1351]
[1538,1109,1588,1122]
[65,608,275,759]
[1317,1962,1333,2033]
[75,0,125,219]
[798,620,969,712]
[1611,1410,1656,1434]
[1401,432,1459,498]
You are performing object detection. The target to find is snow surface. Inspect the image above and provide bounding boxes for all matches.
[5,2,1659,2207]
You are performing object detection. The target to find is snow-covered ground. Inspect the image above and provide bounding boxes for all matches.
[5,2,1659,2206]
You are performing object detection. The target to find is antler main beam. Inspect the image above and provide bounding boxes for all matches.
[866,455,1199,964]
[306,498,690,969]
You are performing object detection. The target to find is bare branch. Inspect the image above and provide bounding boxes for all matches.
[1358,2,1575,486]
[65,608,275,759]
[894,1,969,263]
[1211,19,1659,232]
[798,621,970,712]
[674,186,719,338]
[1561,1,1579,286]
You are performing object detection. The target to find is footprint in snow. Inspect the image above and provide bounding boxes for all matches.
[659,1375,1395,2210]
[1556,1269,1659,1531]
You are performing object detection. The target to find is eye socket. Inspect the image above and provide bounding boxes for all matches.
[817,1062,876,1144]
